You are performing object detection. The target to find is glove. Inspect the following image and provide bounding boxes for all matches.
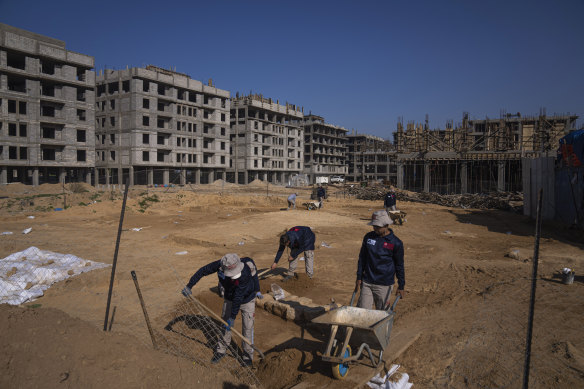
[181,286,192,297]
[224,318,234,331]
[256,292,264,299]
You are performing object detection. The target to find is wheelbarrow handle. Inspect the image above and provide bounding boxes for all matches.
[386,295,401,312]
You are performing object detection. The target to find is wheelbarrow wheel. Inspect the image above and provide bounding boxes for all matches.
[331,344,352,379]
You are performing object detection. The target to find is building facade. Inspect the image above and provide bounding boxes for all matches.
[95,66,230,186]
[345,132,394,183]
[229,94,303,184]
[0,23,95,185]
[301,114,348,184]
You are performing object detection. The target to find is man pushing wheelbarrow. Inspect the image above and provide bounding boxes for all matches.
[312,210,406,379]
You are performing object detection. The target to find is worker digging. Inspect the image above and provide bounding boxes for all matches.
[271,226,316,280]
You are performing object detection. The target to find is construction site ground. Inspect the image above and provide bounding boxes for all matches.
[0,182,583,388]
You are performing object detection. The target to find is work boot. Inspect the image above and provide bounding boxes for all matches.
[211,352,225,364]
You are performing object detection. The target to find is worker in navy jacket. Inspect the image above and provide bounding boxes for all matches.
[384,188,397,212]
[271,226,316,278]
[182,253,261,366]
[317,184,326,208]
[356,210,405,310]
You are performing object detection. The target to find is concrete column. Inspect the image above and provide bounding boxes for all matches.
[0,167,7,185]
[180,169,186,185]
[497,161,505,192]
[208,170,215,183]
[263,172,267,182]
[397,162,404,189]
[423,162,430,193]
[118,167,123,186]
[86,169,92,186]
[461,162,468,194]
[221,171,226,181]
[244,170,248,184]
[147,168,154,186]
[32,168,39,187]
[163,169,169,186]
[105,169,110,188]
[95,168,100,188]
[59,167,66,185]
[129,166,134,187]
[195,168,201,184]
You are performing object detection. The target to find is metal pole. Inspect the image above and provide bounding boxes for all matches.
[103,179,129,331]
[131,270,158,349]
[522,188,543,389]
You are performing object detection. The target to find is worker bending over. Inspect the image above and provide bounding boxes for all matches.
[356,210,405,310]
[182,253,261,366]
[271,226,316,279]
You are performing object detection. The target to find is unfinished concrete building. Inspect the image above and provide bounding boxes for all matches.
[0,23,95,185]
[95,66,230,186]
[228,94,303,184]
[301,114,348,183]
[346,132,395,183]
[393,111,579,193]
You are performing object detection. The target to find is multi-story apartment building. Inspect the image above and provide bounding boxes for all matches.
[346,132,394,182]
[229,94,303,184]
[0,23,95,186]
[301,114,348,184]
[95,66,230,186]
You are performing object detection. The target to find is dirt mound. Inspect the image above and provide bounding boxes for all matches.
[256,349,305,388]
[0,304,230,388]
[209,179,238,188]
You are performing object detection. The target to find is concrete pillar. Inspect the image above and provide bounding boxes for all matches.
[244,170,248,184]
[195,168,201,184]
[86,169,92,186]
[163,169,169,186]
[263,172,267,182]
[95,168,100,188]
[59,167,66,185]
[497,161,505,192]
[221,171,226,181]
[461,162,468,194]
[180,169,186,185]
[209,170,215,183]
[397,162,404,189]
[0,167,7,185]
[118,167,123,186]
[423,162,430,193]
[129,166,134,187]
[147,168,154,186]
[105,169,111,188]
[33,168,39,187]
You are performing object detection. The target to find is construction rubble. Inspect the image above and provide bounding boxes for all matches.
[345,185,523,212]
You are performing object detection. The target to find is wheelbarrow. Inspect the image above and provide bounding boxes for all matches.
[311,290,400,379]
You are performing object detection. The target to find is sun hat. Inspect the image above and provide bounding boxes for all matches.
[220,253,244,278]
[367,210,393,227]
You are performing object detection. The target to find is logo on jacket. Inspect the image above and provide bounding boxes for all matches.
[383,242,394,250]
[367,239,376,245]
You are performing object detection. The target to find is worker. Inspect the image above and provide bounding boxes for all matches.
[181,253,262,366]
[384,187,397,213]
[317,184,326,209]
[355,210,405,310]
[271,226,316,279]
[287,193,297,210]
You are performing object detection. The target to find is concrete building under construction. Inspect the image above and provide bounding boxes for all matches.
[95,66,230,186]
[345,132,394,182]
[0,23,95,185]
[301,114,348,184]
[228,94,303,184]
[392,111,578,193]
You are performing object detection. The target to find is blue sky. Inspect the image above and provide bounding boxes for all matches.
[2,0,583,139]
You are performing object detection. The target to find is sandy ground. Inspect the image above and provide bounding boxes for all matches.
[0,182,583,388]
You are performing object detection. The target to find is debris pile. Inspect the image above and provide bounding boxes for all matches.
[346,186,523,211]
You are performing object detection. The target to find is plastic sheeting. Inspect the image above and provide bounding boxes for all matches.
[0,246,110,305]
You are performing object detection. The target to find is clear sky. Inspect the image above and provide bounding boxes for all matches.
[2,0,583,139]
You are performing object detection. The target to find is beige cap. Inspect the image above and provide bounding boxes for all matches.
[367,210,393,227]
[220,253,244,278]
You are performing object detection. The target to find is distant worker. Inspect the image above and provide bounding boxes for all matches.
[384,187,397,213]
[355,210,405,310]
[287,193,297,210]
[317,184,326,209]
[271,226,316,279]
[181,254,261,366]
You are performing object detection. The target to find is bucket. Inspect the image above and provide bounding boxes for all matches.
[562,271,575,285]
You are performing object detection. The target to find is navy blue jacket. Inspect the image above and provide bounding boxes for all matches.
[274,226,316,263]
[317,187,326,198]
[384,192,396,208]
[186,257,260,320]
[357,230,405,288]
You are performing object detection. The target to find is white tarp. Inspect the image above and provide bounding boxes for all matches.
[0,246,110,305]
